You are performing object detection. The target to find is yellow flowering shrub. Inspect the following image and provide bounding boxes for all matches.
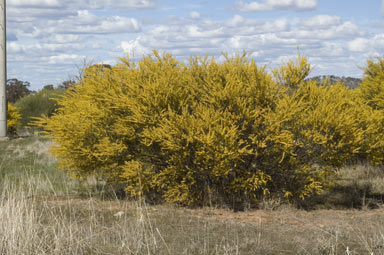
[355,56,384,163]
[34,51,377,206]
[358,57,384,110]
[7,103,21,135]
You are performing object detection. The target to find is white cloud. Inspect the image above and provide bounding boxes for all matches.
[109,15,364,60]
[372,34,384,49]
[295,0,317,9]
[120,39,151,57]
[347,38,369,52]
[12,25,44,38]
[266,18,290,31]
[222,15,289,35]
[48,54,85,64]
[8,0,61,8]
[8,42,24,53]
[99,16,140,33]
[7,0,155,23]
[301,15,341,29]
[7,41,86,55]
[9,0,155,10]
[48,12,141,34]
[308,42,345,58]
[99,0,155,9]
[63,0,156,10]
[334,21,363,37]
[8,10,141,40]
[74,10,99,25]
[186,25,225,38]
[226,15,245,27]
[189,11,201,20]
[281,21,363,40]
[7,7,76,21]
[41,34,82,44]
[109,15,302,59]
[237,0,317,12]
[346,34,384,54]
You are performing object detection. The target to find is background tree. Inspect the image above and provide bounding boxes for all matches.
[16,85,65,127]
[6,78,32,103]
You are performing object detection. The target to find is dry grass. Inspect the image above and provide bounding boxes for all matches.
[2,178,384,254]
[1,137,384,254]
[307,163,384,210]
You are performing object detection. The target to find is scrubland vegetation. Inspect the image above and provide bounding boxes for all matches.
[4,51,384,254]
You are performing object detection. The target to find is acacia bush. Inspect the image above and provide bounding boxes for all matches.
[34,51,381,206]
[355,57,384,163]
[7,103,21,135]
[358,57,384,110]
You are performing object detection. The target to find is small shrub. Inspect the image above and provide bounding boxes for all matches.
[15,86,65,127]
[7,103,21,135]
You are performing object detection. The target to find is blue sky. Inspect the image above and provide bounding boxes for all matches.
[6,0,384,90]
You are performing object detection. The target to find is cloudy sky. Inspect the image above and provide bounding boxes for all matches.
[5,0,384,90]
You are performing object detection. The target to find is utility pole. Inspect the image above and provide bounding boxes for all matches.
[0,0,6,138]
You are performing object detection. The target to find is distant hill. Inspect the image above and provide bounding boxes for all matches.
[307,75,362,89]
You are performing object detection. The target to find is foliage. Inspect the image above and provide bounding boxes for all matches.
[34,51,382,206]
[15,85,65,127]
[6,78,32,103]
[353,56,384,163]
[358,57,384,110]
[7,103,21,135]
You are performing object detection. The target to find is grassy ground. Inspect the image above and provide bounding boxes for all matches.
[1,136,384,254]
